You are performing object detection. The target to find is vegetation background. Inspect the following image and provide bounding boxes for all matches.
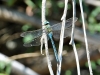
[0,0,100,75]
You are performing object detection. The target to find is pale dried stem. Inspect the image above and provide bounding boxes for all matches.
[57,0,68,75]
[79,0,93,75]
[41,0,54,75]
[69,0,81,75]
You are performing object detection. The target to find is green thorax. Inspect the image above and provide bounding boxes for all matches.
[45,24,52,33]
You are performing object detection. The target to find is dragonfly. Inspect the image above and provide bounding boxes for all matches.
[20,17,78,63]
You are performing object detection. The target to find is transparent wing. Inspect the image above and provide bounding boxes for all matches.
[52,17,78,39]
[20,29,43,38]
[20,29,42,47]
[51,17,78,30]
[23,36,50,47]
[53,28,72,40]
[23,36,41,47]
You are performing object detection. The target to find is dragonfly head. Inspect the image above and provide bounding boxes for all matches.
[44,21,49,25]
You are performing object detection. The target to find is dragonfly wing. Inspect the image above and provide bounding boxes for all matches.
[20,29,43,38]
[23,36,41,47]
[51,17,78,30]
[53,28,72,40]
[23,36,50,47]
[52,17,77,39]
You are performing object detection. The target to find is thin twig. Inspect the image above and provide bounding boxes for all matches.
[57,0,68,75]
[41,0,54,75]
[9,53,41,60]
[72,41,81,75]
[0,53,39,75]
[85,0,100,7]
[69,0,81,75]
[9,50,68,60]
[79,0,93,75]
[69,0,76,45]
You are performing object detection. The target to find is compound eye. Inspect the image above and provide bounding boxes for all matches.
[44,21,49,25]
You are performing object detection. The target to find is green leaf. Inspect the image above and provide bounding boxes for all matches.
[25,0,35,8]
[57,1,64,8]
[97,59,100,65]
[88,24,95,33]
[6,0,16,6]
[0,73,7,75]
[22,24,32,31]
[65,70,72,75]
[88,16,96,24]
[94,24,100,32]
[85,61,97,70]
[0,61,6,71]
[5,63,11,75]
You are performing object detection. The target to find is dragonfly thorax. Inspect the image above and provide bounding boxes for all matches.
[45,24,52,33]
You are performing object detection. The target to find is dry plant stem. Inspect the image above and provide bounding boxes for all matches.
[0,53,39,75]
[79,0,93,75]
[41,0,54,75]
[40,38,44,55]
[85,0,100,7]
[69,0,76,44]
[9,53,41,60]
[57,0,68,75]
[69,0,81,75]
[9,51,67,60]
[72,41,81,75]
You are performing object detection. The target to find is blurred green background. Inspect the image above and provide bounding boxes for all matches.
[0,0,100,75]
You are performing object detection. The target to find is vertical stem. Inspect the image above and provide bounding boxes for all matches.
[69,0,81,75]
[69,0,76,44]
[57,0,68,75]
[72,41,81,75]
[41,0,54,75]
[79,0,93,75]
